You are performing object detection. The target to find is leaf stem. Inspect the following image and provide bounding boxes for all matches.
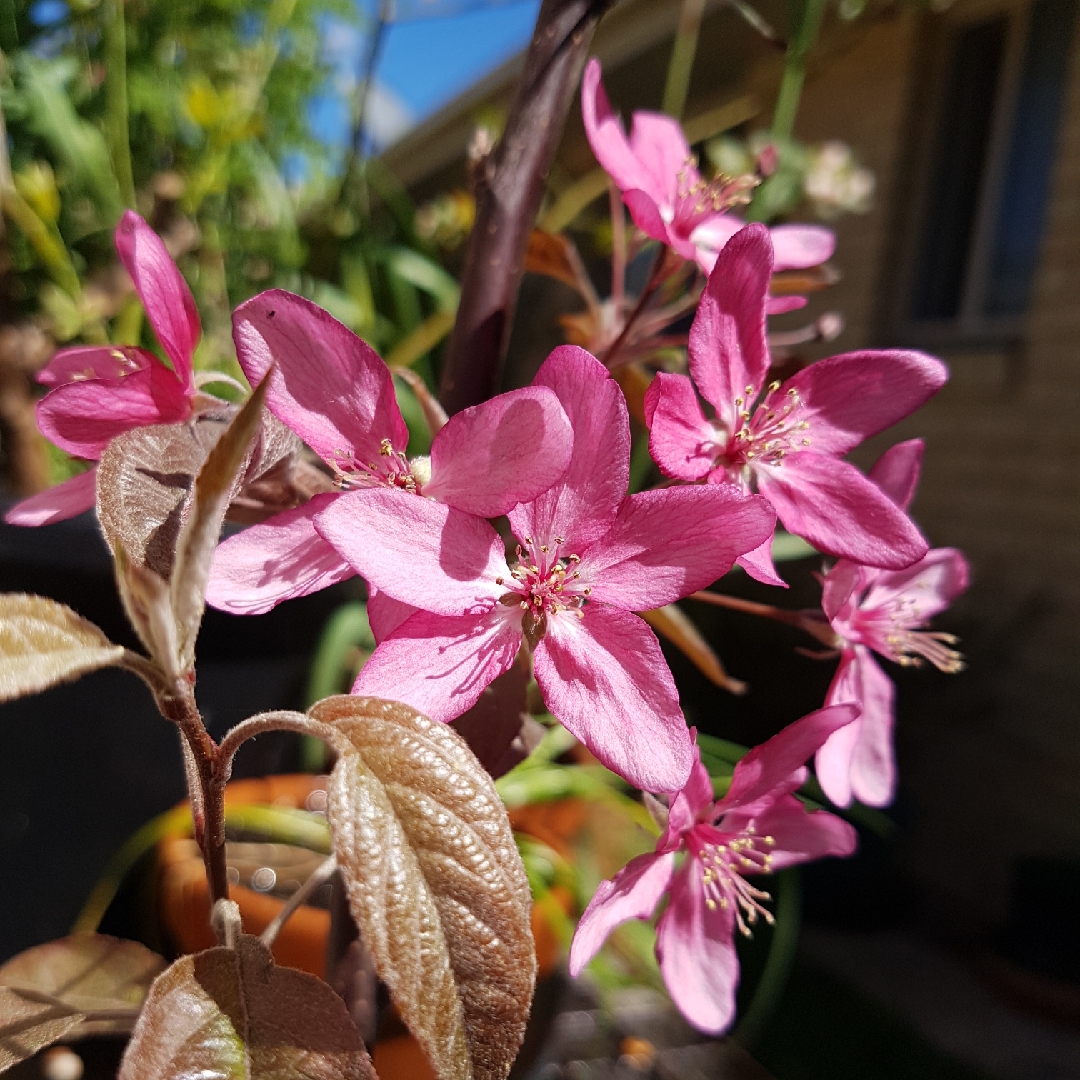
[599,245,680,370]
[688,589,839,647]
[216,709,345,780]
[260,856,337,948]
[103,0,136,209]
[733,867,802,1048]
[156,682,231,913]
[770,0,828,141]
[662,0,707,119]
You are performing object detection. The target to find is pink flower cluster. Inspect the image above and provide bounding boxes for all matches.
[12,67,968,1034]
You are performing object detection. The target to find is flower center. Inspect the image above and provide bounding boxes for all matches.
[710,381,812,481]
[329,439,424,494]
[691,824,776,937]
[850,593,965,673]
[495,536,588,649]
[674,157,758,230]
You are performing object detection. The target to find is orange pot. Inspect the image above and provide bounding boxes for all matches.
[158,774,578,1078]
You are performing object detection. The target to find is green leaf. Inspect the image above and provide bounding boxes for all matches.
[15,56,123,224]
[385,247,461,313]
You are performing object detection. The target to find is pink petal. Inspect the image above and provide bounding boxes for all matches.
[628,111,689,214]
[783,351,947,457]
[819,647,897,807]
[37,362,191,457]
[769,224,835,271]
[643,372,717,481]
[4,468,97,526]
[367,588,418,644]
[661,745,715,846]
[821,559,865,622]
[232,290,408,469]
[314,488,508,616]
[582,487,775,610]
[765,294,808,315]
[689,215,744,274]
[568,851,676,976]
[534,604,693,791]
[623,189,689,253]
[861,547,970,625]
[869,438,924,510]
[687,224,772,431]
[736,534,787,588]
[757,452,929,569]
[352,607,522,723]
[581,60,662,202]
[846,647,898,807]
[815,651,862,807]
[37,345,151,388]
[656,857,739,1035]
[205,495,354,615]
[725,792,857,868]
[721,702,860,811]
[424,386,573,517]
[508,346,629,554]
[115,211,198,390]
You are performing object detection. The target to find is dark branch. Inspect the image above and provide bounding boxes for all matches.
[438,0,614,414]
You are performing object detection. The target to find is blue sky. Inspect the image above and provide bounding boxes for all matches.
[311,0,541,152]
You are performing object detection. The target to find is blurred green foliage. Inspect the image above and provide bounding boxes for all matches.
[0,0,455,405]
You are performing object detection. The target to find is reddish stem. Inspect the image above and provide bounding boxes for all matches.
[439,0,614,413]
[689,590,839,647]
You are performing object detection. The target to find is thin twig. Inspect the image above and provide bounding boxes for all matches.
[599,246,679,368]
[260,856,337,949]
[608,181,626,317]
[689,590,839,647]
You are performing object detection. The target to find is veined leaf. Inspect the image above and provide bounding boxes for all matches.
[97,414,231,580]
[118,935,375,1080]
[171,374,270,671]
[0,988,82,1071]
[0,594,124,702]
[313,695,536,1080]
[0,934,165,1070]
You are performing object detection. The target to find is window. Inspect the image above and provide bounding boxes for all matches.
[897,0,1077,344]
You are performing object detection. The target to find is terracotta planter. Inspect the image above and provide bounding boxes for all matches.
[158,773,578,1078]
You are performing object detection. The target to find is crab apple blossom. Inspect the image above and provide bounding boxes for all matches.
[569,708,859,1035]
[582,59,834,310]
[315,345,776,792]
[815,439,969,808]
[645,224,948,585]
[6,211,202,526]
[205,289,573,614]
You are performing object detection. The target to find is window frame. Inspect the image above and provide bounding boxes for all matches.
[890,0,1053,349]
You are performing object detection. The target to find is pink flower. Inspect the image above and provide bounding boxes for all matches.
[206,290,574,614]
[569,707,859,1034]
[815,439,969,808]
[645,224,948,584]
[582,59,834,310]
[315,345,776,791]
[6,211,201,526]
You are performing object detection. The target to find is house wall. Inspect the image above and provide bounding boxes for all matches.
[768,2,1080,927]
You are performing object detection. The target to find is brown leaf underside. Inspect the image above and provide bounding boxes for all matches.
[0,594,124,702]
[0,934,166,1069]
[118,935,375,1080]
[314,696,536,1080]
